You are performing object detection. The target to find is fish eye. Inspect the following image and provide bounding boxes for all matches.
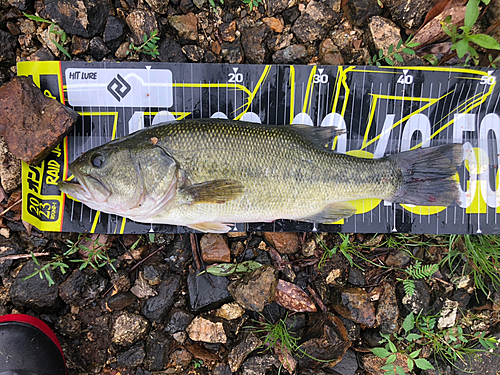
[91,153,104,168]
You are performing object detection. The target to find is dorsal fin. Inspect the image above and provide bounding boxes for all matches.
[287,124,345,149]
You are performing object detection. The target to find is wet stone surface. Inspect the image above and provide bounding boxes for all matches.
[331,287,376,327]
[228,264,279,312]
[188,267,232,312]
[141,274,181,323]
[59,268,107,307]
[111,312,149,346]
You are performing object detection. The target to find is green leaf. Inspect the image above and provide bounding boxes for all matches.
[407,42,421,48]
[388,44,394,54]
[386,353,397,364]
[408,357,414,371]
[468,34,500,50]
[385,57,394,65]
[378,49,383,58]
[409,348,421,359]
[402,48,416,55]
[371,347,391,358]
[464,0,480,31]
[143,34,148,43]
[453,38,470,58]
[388,340,397,353]
[406,333,422,342]
[23,12,52,23]
[397,38,403,49]
[149,233,155,243]
[394,53,403,62]
[395,365,406,375]
[414,358,435,370]
[402,312,415,332]
[234,260,262,273]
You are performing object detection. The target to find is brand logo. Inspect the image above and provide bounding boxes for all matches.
[107,74,131,102]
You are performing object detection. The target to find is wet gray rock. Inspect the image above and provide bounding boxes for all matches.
[299,313,350,369]
[117,341,146,367]
[221,40,244,64]
[108,291,137,310]
[165,308,194,334]
[384,0,432,29]
[145,0,170,14]
[103,16,126,51]
[169,13,198,45]
[141,275,181,323]
[0,235,22,280]
[228,332,262,372]
[112,312,149,346]
[10,261,60,310]
[241,354,280,375]
[58,268,107,307]
[77,315,110,369]
[89,36,110,60]
[126,10,158,46]
[376,283,399,334]
[454,333,500,375]
[187,267,232,312]
[242,23,271,64]
[143,265,161,285]
[145,330,173,371]
[332,349,358,375]
[7,0,31,10]
[44,0,110,38]
[228,264,279,312]
[182,44,205,62]
[402,279,430,315]
[158,37,189,62]
[348,268,365,286]
[344,0,382,26]
[180,0,197,14]
[283,6,300,24]
[0,30,16,62]
[292,0,341,43]
[163,234,190,273]
[339,316,361,342]
[331,287,376,327]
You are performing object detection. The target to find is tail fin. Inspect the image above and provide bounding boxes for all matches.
[387,144,462,206]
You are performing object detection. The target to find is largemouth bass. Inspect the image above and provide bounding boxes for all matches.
[58,119,462,232]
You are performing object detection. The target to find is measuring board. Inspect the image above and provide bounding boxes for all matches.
[17,61,500,234]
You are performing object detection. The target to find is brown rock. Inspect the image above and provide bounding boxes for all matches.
[145,0,170,14]
[228,332,262,372]
[331,287,376,327]
[0,76,79,164]
[219,21,236,42]
[264,232,300,254]
[71,35,89,55]
[375,283,399,334]
[262,17,284,33]
[241,23,271,64]
[0,136,21,193]
[126,10,159,46]
[169,13,198,44]
[115,41,130,59]
[26,47,55,61]
[319,38,344,65]
[200,233,231,264]
[186,316,227,344]
[211,40,221,55]
[299,313,350,369]
[228,264,279,312]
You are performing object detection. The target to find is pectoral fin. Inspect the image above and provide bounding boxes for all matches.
[187,222,233,233]
[299,202,357,223]
[182,179,244,204]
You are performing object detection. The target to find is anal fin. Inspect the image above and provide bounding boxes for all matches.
[187,222,233,233]
[299,202,357,223]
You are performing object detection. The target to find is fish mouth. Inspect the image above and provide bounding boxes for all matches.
[58,171,110,203]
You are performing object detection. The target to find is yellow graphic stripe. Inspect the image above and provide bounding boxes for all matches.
[90,211,100,233]
[331,66,355,116]
[234,65,272,120]
[364,65,489,76]
[120,217,126,234]
[302,66,317,114]
[361,92,453,150]
[289,66,295,123]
